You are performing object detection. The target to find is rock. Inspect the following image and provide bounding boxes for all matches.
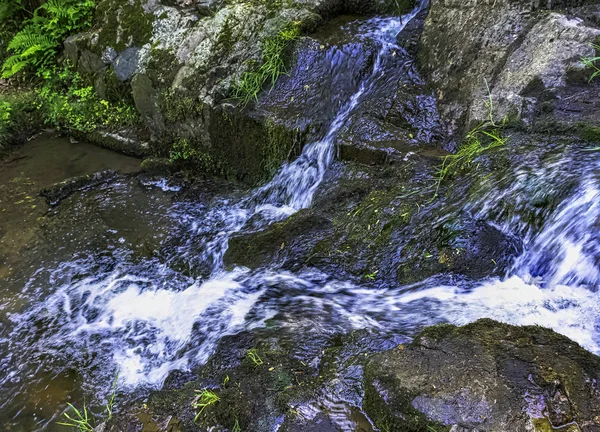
[40,170,118,205]
[65,0,425,184]
[223,210,334,270]
[195,0,223,16]
[419,0,600,136]
[102,46,118,64]
[63,33,93,67]
[114,47,143,81]
[140,157,176,175]
[364,319,600,432]
[78,50,105,75]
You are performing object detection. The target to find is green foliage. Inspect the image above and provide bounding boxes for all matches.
[0,91,41,149]
[245,348,264,367]
[161,89,204,123]
[192,389,220,422]
[57,403,95,432]
[36,64,138,133]
[582,43,600,82]
[57,370,119,431]
[234,23,300,104]
[169,137,197,162]
[433,81,508,198]
[1,0,95,78]
[0,99,13,149]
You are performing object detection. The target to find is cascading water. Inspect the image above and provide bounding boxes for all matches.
[3,1,600,429]
[0,6,428,428]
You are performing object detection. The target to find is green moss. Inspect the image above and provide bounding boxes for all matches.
[104,67,135,105]
[169,136,230,177]
[580,125,600,142]
[262,118,297,176]
[147,48,180,86]
[363,376,450,432]
[95,0,154,52]
[160,89,204,123]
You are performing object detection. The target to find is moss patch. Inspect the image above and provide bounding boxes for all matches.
[95,0,155,52]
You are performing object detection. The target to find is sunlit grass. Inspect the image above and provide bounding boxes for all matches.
[192,389,220,422]
[234,24,300,104]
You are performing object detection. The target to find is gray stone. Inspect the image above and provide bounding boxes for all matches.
[102,47,118,65]
[78,50,105,74]
[419,0,600,135]
[195,0,224,16]
[131,73,162,129]
[63,32,92,66]
[114,47,142,81]
[364,319,600,432]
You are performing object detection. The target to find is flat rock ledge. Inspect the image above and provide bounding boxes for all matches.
[364,318,600,432]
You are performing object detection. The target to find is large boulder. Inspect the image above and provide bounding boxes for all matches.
[63,0,418,183]
[364,319,600,432]
[419,0,600,137]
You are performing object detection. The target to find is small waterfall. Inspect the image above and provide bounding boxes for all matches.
[190,6,425,273]
[1,5,427,398]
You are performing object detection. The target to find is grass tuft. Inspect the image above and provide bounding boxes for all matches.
[433,79,508,199]
[192,389,220,422]
[582,43,600,82]
[57,403,94,432]
[234,23,300,104]
[246,348,264,367]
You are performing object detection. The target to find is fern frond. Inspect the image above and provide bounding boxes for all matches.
[7,31,54,51]
[1,55,29,78]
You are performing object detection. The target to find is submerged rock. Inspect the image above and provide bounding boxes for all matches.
[364,319,600,432]
[40,170,119,205]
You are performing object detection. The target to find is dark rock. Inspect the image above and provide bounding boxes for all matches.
[78,50,105,75]
[364,319,600,432]
[224,210,334,270]
[140,157,177,175]
[132,74,163,130]
[40,170,118,205]
[195,0,224,16]
[74,128,151,158]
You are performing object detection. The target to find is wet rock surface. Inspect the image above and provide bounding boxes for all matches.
[364,319,600,432]
[419,0,600,137]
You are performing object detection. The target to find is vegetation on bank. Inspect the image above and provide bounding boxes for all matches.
[0,0,139,149]
[582,42,600,82]
[433,82,508,199]
[234,23,300,104]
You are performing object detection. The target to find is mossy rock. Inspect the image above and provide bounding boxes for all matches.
[364,319,600,432]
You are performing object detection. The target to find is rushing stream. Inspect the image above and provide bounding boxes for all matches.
[1,2,600,430]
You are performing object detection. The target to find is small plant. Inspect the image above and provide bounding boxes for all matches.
[582,43,600,82]
[105,370,119,420]
[169,137,197,162]
[232,416,241,432]
[192,389,220,422]
[246,348,264,367]
[0,100,12,143]
[234,23,300,104]
[36,63,138,133]
[433,79,508,198]
[57,403,94,432]
[57,370,119,431]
